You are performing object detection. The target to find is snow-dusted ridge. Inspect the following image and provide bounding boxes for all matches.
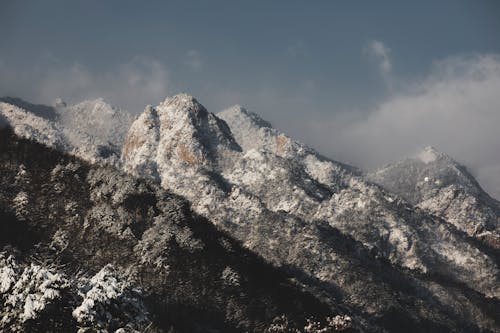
[123,93,499,299]
[1,93,500,331]
[0,97,133,165]
[367,146,500,248]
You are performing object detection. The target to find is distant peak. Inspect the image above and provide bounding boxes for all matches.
[219,105,273,129]
[222,105,250,117]
[74,97,114,108]
[225,104,247,113]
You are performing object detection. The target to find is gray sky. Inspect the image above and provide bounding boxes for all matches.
[1,1,500,198]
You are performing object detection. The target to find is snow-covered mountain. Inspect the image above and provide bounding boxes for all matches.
[2,111,499,333]
[122,95,498,299]
[1,127,350,333]
[367,146,500,249]
[1,94,499,332]
[0,97,132,165]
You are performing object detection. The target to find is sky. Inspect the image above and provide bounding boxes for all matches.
[1,1,500,198]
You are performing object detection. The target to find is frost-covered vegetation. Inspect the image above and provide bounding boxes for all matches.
[0,254,153,333]
[0,128,352,332]
[0,94,499,332]
[121,95,499,300]
[0,98,132,165]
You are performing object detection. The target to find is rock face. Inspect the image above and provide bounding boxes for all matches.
[367,146,500,249]
[1,94,500,332]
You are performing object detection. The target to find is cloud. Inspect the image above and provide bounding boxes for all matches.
[0,57,171,112]
[184,49,202,70]
[365,40,392,76]
[287,41,308,58]
[304,54,500,199]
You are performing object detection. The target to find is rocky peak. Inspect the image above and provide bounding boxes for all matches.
[219,105,302,159]
[219,105,273,130]
[60,98,124,122]
[368,146,481,204]
[368,146,500,246]
[160,93,207,116]
[122,95,242,188]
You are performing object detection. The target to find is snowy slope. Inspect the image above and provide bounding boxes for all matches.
[0,102,66,150]
[122,94,499,301]
[1,94,499,331]
[0,97,132,165]
[367,146,500,248]
[1,129,362,333]
[57,98,133,163]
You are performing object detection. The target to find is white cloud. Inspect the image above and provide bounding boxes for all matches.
[305,54,500,199]
[0,57,171,112]
[366,40,392,76]
[184,49,202,70]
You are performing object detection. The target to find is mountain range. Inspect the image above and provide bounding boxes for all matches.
[0,94,498,333]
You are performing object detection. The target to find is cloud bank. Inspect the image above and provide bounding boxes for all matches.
[0,57,170,112]
[307,54,500,199]
[366,40,392,76]
[0,51,498,199]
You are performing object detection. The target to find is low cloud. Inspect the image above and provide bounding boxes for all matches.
[306,54,500,199]
[365,40,392,76]
[1,50,498,199]
[0,56,171,112]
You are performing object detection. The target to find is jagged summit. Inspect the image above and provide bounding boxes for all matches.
[122,94,241,186]
[219,104,274,130]
[160,93,207,115]
[218,105,302,156]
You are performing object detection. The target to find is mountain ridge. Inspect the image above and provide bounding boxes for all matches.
[1,94,499,332]
[367,146,500,249]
